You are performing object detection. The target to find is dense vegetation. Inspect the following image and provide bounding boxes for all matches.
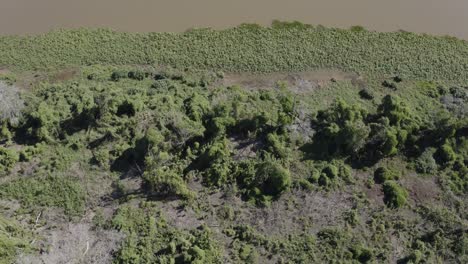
[0,22,467,81]
[0,22,467,263]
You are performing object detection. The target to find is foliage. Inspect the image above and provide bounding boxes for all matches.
[142,167,194,199]
[311,99,369,158]
[1,25,468,82]
[197,139,233,187]
[0,24,467,263]
[111,203,222,264]
[0,215,32,264]
[235,158,291,204]
[253,160,291,197]
[374,167,400,184]
[0,175,85,215]
[0,147,18,173]
[382,180,408,208]
[415,148,438,174]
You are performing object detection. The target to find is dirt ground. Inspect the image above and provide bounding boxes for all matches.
[222,69,360,93]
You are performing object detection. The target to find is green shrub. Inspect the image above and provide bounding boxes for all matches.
[350,25,366,32]
[113,204,222,264]
[237,159,291,202]
[0,215,32,264]
[378,95,411,127]
[311,99,369,158]
[438,143,457,164]
[382,180,408,208]
[110,70,128,81]
[0,175,85,215]
[151,79,173,90]
[382,80,397,90]
[127,70,145,81]
[359,89,374,100]
[350,244,374,263]
[407,249,423,264]
[265,132,290,159]
[143,167,193,199]
[184,93,211,122]
[238,244,259,263]
[323,164,339,179]
[0,147,18,173]
[0,121,12,142]
[415,148,438,173]
[313,161,353,188]
[199,139,232,187]
[217,205,235,221]
[374,167,399,184]
[254,160,291,197]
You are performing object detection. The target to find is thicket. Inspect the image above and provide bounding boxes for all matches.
[0,61,466,262]
[111,203,223,264]
[307,95,417,166]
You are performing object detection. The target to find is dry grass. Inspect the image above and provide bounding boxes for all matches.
[0,81,23,124]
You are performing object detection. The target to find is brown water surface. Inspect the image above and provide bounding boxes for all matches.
[1,0,467,39]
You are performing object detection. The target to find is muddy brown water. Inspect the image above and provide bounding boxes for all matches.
[1,0,468,39]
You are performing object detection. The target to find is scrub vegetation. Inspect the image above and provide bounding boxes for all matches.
[0,22,467,263]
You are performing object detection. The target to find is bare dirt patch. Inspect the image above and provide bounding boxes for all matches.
[244,189,355,236]
[222,69,359,93]
[400,173,441,206]
[229,136,261,161]
[18,222,124,264]
[52,68,79,82]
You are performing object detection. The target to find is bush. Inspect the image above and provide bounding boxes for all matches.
[437,143,457,164]
[0,215,31,264]
[350,25,366,32]
[393,76,403,83]
[378,95,412,127]
[311,99,369,158]
[151,79,173,90]
[359,89,374,100]
[239,159,291,200]
[143,168,193,199]
[199,140,232,187]
[382,80,397,90]
[415,148,438,173]
[382,180,408,208]
[127,70,146,81]
[0,175,85,215]
[254,161,291,197]
[350,244,374,263]
[110,70,128,81]
[407,250,423,264]
[323,164,339,179]
[0,121,12,143]
[0,147,18,173]
[265,133,290,159]
[184,94,211,122]
[374,167,399,184]
[238,244,259,263]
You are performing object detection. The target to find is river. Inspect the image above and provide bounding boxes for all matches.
[1,0,467,39]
